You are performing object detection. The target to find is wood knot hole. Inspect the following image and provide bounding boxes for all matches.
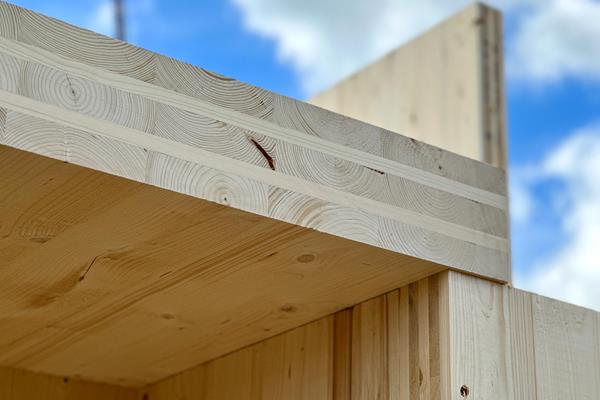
[280,304,297,313]
[460,385,470,397]
[296,254,315,263]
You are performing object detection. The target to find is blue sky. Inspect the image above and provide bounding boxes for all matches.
[10,0,600,309]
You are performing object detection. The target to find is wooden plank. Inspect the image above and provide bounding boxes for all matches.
[0,366,136,400]
[0,1,510,279]
[350,295,388,399]
[445,273,600,400]
[531,294,600,400]
[386,289,409,400]
[333,310,353,400]
[507,289,537,400]
[445,272,512,400]
[310,3,506,169]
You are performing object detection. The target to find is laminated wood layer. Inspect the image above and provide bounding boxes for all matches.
[0,1,508,387]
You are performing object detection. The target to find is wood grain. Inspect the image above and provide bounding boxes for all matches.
[310,3,506,169]
[446,273,600,400]
[143,274,446,399]
[0,0,511,390]
[0,144,444,386]
[0,366,135,400]
[141,272,600,399]
[0,0,510,281]
[446,271,512,400]
[530,294,600,400]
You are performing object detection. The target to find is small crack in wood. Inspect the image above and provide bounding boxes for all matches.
[365,166,385,175]
[250,138,275,170]
[79,255,100,281]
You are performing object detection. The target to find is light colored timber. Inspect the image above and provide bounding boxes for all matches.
[0,366,136,400]
[142,274,445,400]
[0,1,509,282]
[0,144,444,386]
[310,3,507,169]
[144,271,600,400]
[0,0,510,390]
[447,272,600,400]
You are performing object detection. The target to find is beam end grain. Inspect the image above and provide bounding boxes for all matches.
[0,1,509,386]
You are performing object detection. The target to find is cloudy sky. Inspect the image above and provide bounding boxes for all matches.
[11,0,600,310]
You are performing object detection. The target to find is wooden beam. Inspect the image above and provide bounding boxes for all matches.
[0,2,508,279]
[310,3,507,169]
[0,1,508,387]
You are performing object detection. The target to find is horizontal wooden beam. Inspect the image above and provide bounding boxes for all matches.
[0,1,508,279]
[0,1,508,387]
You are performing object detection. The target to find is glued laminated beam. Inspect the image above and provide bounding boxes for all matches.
[0,1,507,386]
[311,3,507,169]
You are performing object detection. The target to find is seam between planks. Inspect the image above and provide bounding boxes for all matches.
[0,89,508,252]
[0,36,507,210]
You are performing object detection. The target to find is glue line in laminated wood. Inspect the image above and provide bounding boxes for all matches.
[0,1,510,280]
[0,1,509,387]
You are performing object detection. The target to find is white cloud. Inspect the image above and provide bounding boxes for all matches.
[230,0,500,93]
[509,0,600,81]
[509,167,536,224]
[231,0,600,94]
[516,125,600,310]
